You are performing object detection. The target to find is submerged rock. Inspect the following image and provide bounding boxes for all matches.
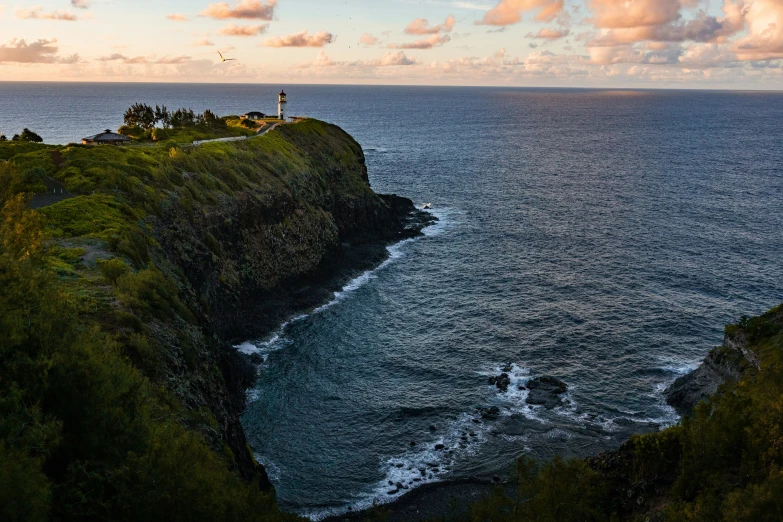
[477,406,501,420]
[525,376,568,409]
[496,414,546,436]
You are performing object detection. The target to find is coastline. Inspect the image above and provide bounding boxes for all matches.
[231,198,436,349]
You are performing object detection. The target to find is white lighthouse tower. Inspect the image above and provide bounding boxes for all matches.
[278,90,287,120]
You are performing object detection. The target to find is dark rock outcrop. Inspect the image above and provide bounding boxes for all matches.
[665,331,757,415]
[525,376,568,409]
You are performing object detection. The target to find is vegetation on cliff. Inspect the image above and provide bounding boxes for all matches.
[466,305,783,522]
[0,119,405,521]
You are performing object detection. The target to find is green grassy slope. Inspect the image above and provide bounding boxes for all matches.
[0,120,389,522]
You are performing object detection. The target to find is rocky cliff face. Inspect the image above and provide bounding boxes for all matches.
[665,329,758,415]
[138,121,433,488]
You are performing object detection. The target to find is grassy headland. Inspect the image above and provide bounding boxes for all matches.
[0,118,426,521]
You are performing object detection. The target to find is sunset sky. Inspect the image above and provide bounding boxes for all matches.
[1,0,782,88]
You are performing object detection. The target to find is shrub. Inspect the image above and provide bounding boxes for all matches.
[97,258,131,284]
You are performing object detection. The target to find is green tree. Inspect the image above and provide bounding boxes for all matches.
[19,128,43,143]
[124,103,156,130]
[154,105,170,128]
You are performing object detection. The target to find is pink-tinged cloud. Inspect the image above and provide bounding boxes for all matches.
[71,0,90,8]
[733,0,783,60]
[377,51,416,66]
[263,31,334,47]
[360,33,379,46]
[0,38,78,63]
[584,0,747,48]
[96,54,193,65]
[16,7,79,21]
[405,15,456,35]
[192,39,215,47]
[200,0,276,20]
[219,23,270,36]
[302,50,416,68]
[529,27,570,39]
[479,0,564,26]
[389,34,451,49]
[167,14,188,21]
[588,0,682,29]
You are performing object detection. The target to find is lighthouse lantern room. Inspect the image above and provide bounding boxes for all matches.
[278,90,287,120]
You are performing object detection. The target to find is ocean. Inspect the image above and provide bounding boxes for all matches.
[3,83,783,518]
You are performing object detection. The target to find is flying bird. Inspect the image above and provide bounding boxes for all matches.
[218,51,236,62]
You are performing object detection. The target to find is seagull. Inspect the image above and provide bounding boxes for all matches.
[218,51,236,62]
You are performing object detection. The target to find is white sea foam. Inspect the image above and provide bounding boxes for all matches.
[306,408,493,521]
[254,454,282,483]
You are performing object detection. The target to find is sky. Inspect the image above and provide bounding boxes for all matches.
[1,0,782,88]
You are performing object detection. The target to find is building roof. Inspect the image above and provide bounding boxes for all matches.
[84,130,130,142]
[243,111,266,117]
[279,90,286,96]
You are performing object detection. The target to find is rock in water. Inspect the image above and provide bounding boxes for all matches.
[478,406,501,420]
[488,373,512,392]
[525,376,568,409]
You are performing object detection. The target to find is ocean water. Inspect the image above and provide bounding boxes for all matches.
[3,83,783,518]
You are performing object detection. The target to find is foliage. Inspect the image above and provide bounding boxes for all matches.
[0,140,53,161]
[124,103,157,130]
[0,193,300,521]
[98,257,131,283]
[11,128,44,143]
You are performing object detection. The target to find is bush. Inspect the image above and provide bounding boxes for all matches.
[98,258,131,284]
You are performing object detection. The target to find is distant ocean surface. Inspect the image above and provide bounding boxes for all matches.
[4,83,783,518]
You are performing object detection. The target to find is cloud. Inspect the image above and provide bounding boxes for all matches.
[377,51,417,66]
[528,27,570,39]
[389,34,451,49]
[96,54,192,65]
[167,14,188,21]
[192,39,215,47]
[360,33,379,46]
[733,0,783,61]
[263,31,334,47]
[585,0,746,48]
[16,7,79,21]
[478,0,564,26]
[71,0,90,8]
[405,15,456,35]
[0,38,78,63]
[587,0,682,29]
[300,50,416,67]
[200,0,276,20]
[219,23,269,36]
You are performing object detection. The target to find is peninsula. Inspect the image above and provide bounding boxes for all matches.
[0,115,432,521]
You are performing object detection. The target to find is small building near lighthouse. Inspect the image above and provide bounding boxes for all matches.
[278,90,287,120]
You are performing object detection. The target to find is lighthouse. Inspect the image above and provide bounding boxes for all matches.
[278,90,287,120]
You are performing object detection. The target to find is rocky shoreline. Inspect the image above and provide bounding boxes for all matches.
[325,327,760,522]
[664,328,757,415]
[226,194,435,344]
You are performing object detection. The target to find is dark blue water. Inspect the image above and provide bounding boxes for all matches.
[3,84,783,519]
